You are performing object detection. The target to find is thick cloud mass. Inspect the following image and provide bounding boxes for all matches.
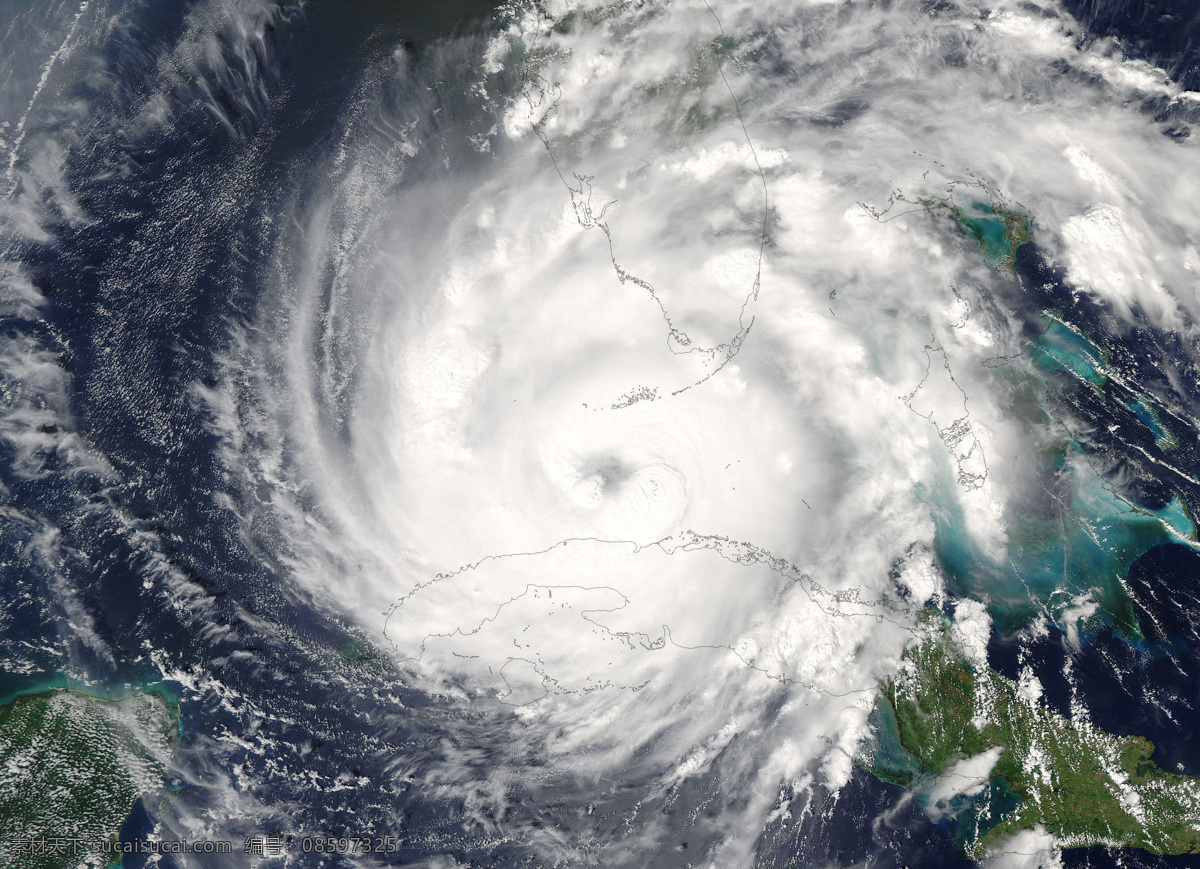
[6,0,1200,864]
[201,0,1200,861]
[189,0,1200,860]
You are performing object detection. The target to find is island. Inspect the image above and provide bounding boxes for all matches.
[866,610,1200,858]
[0,687,180,869]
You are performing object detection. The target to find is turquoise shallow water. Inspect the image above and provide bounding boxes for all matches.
[0,675,182,740]
[864,697,927,787]
[950,776,1022,852]
[953,203,1012,269]
[934,466,1193,633]
[1028,316,1107,391]
[864,694,1019,849]
[1120,393,1180,450]
[930,308,1198,635]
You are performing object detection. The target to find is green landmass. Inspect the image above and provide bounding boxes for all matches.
[337,639,394,675]
[867,610,1200,858]
[0,688,179,869]
[927,195,1031,280]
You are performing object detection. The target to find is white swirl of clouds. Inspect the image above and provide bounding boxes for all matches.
[197,0,1200,862]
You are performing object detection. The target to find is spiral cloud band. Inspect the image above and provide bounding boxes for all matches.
[193,0,1200,860]
[6,0,1200,864]
[202,0,1200,862]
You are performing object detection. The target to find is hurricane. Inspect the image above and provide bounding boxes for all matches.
[4,0,1200,866]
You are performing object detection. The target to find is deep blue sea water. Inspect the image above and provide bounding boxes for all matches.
[2,2,510,865]
[1061,0,1200,92]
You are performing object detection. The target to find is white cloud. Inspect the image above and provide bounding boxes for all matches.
[177,0,1200,860]
[983,826,1064,869]
[924,746,1004,809]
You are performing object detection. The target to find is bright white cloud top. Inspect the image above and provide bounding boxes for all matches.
[188,0,1200,862]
